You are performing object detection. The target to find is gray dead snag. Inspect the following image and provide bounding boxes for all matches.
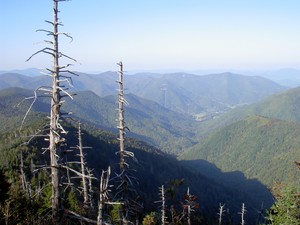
[62,167,113,225]
[98,167,110,225]
[20,150,31,199]
[115,61,135,224]
[117,61,126,224]
[48,1,66,222]
[218,203,225,225]
[186,188,191,225]
[72,122,90,207]
[156,185,166,225]
[26,0,77,223]
[87,168,95,209]
[96,167,122,225]
[239,203,246,225]
[183,187,199,225]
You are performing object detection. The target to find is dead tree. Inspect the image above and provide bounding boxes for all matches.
[186,188,191,225]
[87,168,95,208]
[20,150,31,199]
[184,187,199,225]
[71,122,90,207]
[97,167,111,225]
[218,204,226,225]
[115,61,136,224]
[239,203,246,225]
[26,0,77,223]
[156,185,166,225]
[117,61,126,178]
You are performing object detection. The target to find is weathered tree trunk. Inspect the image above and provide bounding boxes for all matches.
[97,167,111,225]
[26,0,77,223]
[240,203,246,225]
[187,188,191,225]
[117,62,125,172]
[20,150,31,198]
[78,123,89,207]
[87,168,94,209]
[117,61,128,224]
[161,185,166,225]
[49,0,62,222]
[218,204,225,225]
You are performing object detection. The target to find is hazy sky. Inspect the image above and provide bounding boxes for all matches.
[2,0,300,72]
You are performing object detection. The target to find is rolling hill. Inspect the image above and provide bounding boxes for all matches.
[0,71,287,116]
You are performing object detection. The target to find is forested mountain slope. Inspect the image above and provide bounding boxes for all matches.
[64,91,198,154]
[0,87,198,154]
[181,115,300,188]
[0,89,273,224]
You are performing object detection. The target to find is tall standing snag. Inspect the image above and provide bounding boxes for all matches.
[26,0,77,223]
[117,61,127,224]
[116,61,136,224]
[77,122,89,207]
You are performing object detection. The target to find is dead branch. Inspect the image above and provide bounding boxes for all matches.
[26,47,55,61]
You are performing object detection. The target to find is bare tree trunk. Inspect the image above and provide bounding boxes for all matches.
[98,173,104,225]
[49,1,62,222]
[117,61,127,225]
[97,167,111,225]
[187,188,191,225]
[26,0,77,223]
[78,123,89,207]
[218,204,225,225]
[160,185,166,225]
[20,150,31,198]
[117,62,125,173]
[240,203,246,225]
[87,168,94,209]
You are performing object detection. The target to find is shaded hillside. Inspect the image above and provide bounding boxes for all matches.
[0,71,286,115]
[181,115,300,188]
[0,114,272,224]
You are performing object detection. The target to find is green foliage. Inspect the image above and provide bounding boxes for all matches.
[36,185,52,215]
[65,189,80,212]
[110,203,122,224]
[266,184,300,225]
[142,212,159,225]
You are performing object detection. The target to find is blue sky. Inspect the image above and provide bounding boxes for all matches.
[2,0,300,73]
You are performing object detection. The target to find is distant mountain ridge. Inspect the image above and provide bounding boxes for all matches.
[0,70,287,116]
